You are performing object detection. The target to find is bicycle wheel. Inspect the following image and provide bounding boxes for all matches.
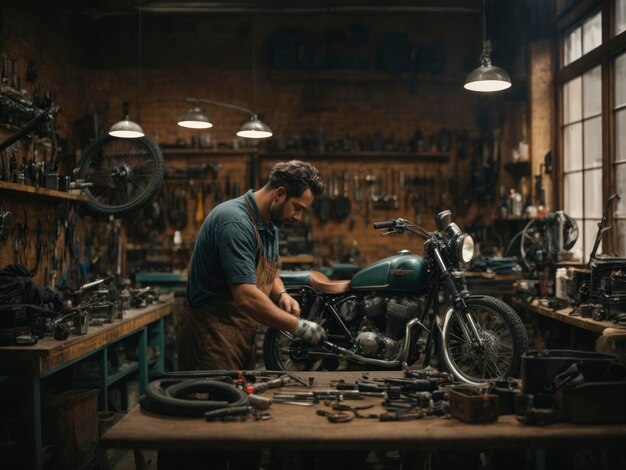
[76,135,164,216]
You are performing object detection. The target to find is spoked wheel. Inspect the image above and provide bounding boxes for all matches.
[440,296,528,384]
[76,135,164,216]
[263,329,326,371]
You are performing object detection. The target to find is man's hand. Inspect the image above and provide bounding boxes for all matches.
[279,293,301,317]
[293,318,326,345]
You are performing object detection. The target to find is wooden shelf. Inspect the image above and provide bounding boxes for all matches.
[161,148,450,161]
[106,361,139,386]
[0,180,86,201]
[281,254,315,264]
[261,151,451,161]
[161,148,257,156]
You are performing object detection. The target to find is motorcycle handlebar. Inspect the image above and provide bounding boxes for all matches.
[373,220,395,229]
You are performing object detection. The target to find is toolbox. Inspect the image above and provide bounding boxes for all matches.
[449,387,499,423]
[521,349,624,394]
[563,381,626,424]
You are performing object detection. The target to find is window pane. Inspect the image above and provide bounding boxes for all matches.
[565,26,582,65]
[564,123,583,171]
[616,52,626,108]
[564,77,582,123]
[615,163,626,216]
[584,168,603,217]
[585,219,601,259]
[564,172,583,218]
[617,0,626,36]
[583,117,603,168]
[616,219,626,257]
[617,109,626,162]
[583,12,602,55]
[583,66,602,117]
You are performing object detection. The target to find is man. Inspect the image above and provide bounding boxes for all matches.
[177,160,326,371]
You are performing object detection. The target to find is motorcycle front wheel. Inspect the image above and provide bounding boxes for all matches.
[440,295,528,384]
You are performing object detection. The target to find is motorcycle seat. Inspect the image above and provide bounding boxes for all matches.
[310,271,351,294]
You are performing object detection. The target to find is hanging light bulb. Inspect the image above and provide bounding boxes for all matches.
[109,112,145,138]
[464,0,511,93]
[177,105,213,129]
[237,115,273,139]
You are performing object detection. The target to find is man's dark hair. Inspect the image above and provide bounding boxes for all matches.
[265,160,324,198]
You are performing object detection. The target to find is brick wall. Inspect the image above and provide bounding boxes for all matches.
[1,3,526,274]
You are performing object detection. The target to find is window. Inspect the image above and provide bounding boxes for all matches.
[614,51,626,253]
[564,11,602,65]
[558,0,626,261]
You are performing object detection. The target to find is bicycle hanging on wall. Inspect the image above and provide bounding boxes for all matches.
[0,103,164,217]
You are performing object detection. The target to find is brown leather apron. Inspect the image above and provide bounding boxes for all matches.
[176,198,278,370]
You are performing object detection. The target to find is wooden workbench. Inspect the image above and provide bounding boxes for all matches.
[0,296,175,470]
[519,298,626,353]
[0,296,175,373]
[101,371,626,455]
[521,299,625,335]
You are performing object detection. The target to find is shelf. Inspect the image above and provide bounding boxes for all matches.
[261,151,451,161]
[0,180,86,201]
[161,148,258,156]
[281,254,315,264]
[161,148,450,161]
[106,361,139,386]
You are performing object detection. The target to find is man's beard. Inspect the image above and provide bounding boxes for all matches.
[270,200,290,227]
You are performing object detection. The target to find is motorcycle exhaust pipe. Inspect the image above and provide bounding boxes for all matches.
[322,317,424,368]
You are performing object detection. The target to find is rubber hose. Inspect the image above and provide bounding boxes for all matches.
[141,379,249,417]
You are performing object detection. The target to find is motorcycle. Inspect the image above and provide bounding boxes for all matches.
[264,210,529,384]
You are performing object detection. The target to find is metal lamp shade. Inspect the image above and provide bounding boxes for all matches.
[237,117,273,139]
[177,107,213,129]
[108,116,145,138]
[464,64,512,92]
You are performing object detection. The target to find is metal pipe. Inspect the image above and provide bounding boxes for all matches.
[322,317,424,368]
[141,4,480,15]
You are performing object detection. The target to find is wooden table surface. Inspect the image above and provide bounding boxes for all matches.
[101,371,626,451]
[522,299,626,336]
[0,296,174,374]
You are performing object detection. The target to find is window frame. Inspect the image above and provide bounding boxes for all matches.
[556,0,626,258]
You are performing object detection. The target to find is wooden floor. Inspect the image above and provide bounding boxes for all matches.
[109,449,157,470]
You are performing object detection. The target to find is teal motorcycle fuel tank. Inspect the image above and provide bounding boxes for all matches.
[350,251,427,293]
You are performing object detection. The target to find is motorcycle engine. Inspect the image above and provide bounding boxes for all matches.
[355,324,400,360]
[355,295,422,359]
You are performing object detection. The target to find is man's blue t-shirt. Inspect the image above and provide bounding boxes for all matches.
[186,190,279,308]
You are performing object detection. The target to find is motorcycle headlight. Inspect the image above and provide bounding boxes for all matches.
[456,234,475,264]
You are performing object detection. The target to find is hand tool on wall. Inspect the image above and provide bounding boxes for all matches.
[195,182,204,223]
[315,170,331,223]
[351,171,362,228]
[330,171,339,219]
[365,171,375,224]
[335,170,351,221]
[391,170,399,209]
[1,58,8,85]
[225,169,232,199]
[11,59,19,90]
[214,180,223,207]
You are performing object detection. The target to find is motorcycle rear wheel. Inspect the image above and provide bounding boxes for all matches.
[440,296,528,384]
[263,328,352,371]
